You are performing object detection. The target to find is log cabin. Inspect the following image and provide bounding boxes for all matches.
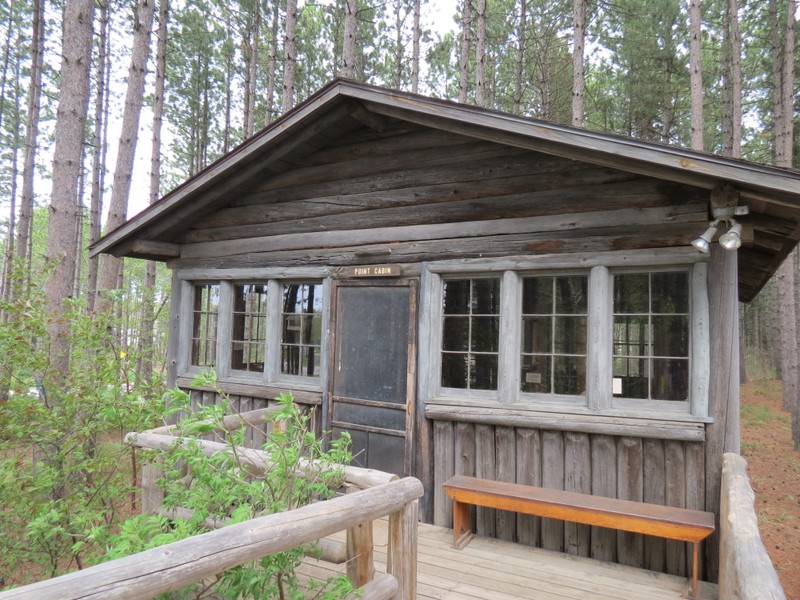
[91,79,800,583]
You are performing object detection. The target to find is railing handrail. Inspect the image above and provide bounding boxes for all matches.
[719,452,786,600]
[0,477,423,600]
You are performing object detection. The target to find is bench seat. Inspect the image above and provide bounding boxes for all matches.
[443,475,715,599]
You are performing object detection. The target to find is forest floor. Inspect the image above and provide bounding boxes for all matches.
[740,379,800,599]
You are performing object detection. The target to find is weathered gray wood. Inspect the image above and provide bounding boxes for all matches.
[685,441,706,579]
[129,239,180,257]
[564,432,591,557]
[617,437,644,568]
[0,477,424,600]
[140,461,164,515]
[498,271,520,405]
[180,205,705,260]
[719,453,786,600]
[588,266,612,410]
[691,262,710,418]
[643,439,666,572]
[494,426,516,541]
[515,428,541,547]
[540,430,564,552]
[387,497,419,600]
[175,377,322,405]
[424,404,707,441]
[450,422,476,540]
[474,424,496,538]
[705,244,740,582]
[664,440,687,577]
[166,271,183,391]
[590,435,617,562]
[432,420,454,528]
[344,573,398,600]
[346,519,375,587]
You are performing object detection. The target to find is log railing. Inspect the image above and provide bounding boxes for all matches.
[718,452,786,600]
[0,409,422,600]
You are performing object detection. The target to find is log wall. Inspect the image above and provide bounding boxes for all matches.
[431,420,706,579]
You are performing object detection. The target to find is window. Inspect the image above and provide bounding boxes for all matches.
[191,284,220,367]
[521,275,587,396]
[613,272,689,401]
[184,276,327,387]
[231,284,268,372]
[441,278,500,390]
[281,282,323,378]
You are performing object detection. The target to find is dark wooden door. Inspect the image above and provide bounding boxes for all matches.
[330,279,417,477]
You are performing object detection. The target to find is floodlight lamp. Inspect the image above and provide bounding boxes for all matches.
[692,222,718,254]
[719,220,742,250]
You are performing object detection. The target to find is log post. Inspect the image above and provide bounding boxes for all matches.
[346,519,375,587]
[140,460,164,515]
[387,495,418,600]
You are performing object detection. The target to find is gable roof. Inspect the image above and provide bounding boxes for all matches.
[91,79,800,302]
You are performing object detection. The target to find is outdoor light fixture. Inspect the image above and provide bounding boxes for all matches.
[719,221,743,250]
[692,205,748,253]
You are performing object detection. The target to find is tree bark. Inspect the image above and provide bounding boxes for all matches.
[458,0,472,103]
[87,0,110,311]
[243,0,260,138]
[474,0,487,107]
[513,0,527,115]
[265,2,280,124]
[689,0,703,151]
[45,0,95,379]
[571,0,586,127]
[97,0,157,305]
[411,0,421,93]
[138,0,168,386]
[342,0,358,79]
[282,0,298,111]
[16,0,45,273]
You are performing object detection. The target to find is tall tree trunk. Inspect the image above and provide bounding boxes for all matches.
[16,0,45,273]
[97,0,157,305]
[87,0,110,311]
[138,0,168,386]
[689,0,703,151]
[2,49,21,307]
[513,0,527,115]
[474,0,487,107]
[393,0,403,88]
[265,2,280,124]
[458,0,472,103]
[342,0,357,79]
[411,0,421,93]
[45,0,95,381]
[282,0,297,112]
[571,0,586,127]
[721,0,742,158]
[243,0,259,138]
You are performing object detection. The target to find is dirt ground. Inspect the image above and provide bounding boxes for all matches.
[740,380,800,599]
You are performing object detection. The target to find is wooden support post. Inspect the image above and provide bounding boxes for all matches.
[140,461,164,515]
[388,497,418,600]
[346,520,374,587]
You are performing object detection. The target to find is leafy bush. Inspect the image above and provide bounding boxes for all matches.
[106,372,355,599]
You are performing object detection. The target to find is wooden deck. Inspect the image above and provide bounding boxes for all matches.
[303,520,719,599]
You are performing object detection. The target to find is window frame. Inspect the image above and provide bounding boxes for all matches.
[176,269,331,393]
[421,252,710,422]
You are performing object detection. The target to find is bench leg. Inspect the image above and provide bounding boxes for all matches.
[690,541,699,599]
[452,500,474,549]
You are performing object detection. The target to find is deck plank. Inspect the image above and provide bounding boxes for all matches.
[300,520,718,599]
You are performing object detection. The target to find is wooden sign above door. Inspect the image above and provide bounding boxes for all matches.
[340,265,401,278]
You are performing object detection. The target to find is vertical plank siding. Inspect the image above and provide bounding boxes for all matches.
[433,421,707,577]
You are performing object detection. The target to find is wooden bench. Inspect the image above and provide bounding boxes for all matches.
[443,475,715,599]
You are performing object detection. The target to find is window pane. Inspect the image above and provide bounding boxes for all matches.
[442,353,469,388]
[522,316,552,354]
[282,315,301,344]
[281,282,322,378]
[443,316,469,351]
[554,356,586,395]
[614,273,649,313]
[554,316,587,354]
[651,272,689,313]
[613,316,649,356]
[471,354,498,390]
[443,280,470,314]
[613,357,648,398]
[522,278,553,314]
[651,359,689,400]
[521,354,551,393]
[555,277,588,314]
[471,317,499,352]
[472,279,500,314]
[652,315,689,357]
[191,284,219,367]
[232,284,267,372]
[305,314,322,346]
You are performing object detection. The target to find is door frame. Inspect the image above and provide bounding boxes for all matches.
[327,276,418,476]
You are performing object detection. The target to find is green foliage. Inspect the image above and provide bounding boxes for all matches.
[106,372,354,599]
[0,264,165,588]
